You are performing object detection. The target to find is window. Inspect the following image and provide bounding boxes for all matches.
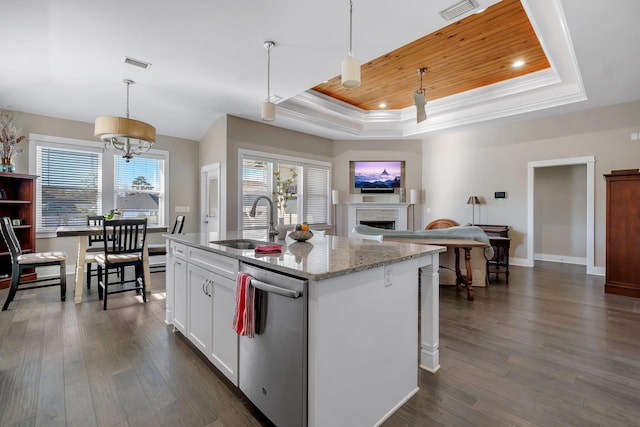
[36,145,102,230]
[115,155,165,225]
[239,150,331,230]
[29,134,169,234]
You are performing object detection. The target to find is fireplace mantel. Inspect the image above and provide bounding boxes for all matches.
[347,202,409,235]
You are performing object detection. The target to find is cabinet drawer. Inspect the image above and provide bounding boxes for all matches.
[188,247,239,280]
[171,241,188,260]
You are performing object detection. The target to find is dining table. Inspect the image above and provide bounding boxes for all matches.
[56,224,168,303]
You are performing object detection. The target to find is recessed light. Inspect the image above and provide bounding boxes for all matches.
[512,59,525,68]
[379,103,387,108]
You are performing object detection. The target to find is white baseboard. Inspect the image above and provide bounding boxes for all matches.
[534,253,586,265]
[510,257,528,267]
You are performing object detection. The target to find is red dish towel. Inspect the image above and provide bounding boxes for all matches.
[233,273,257,337]
[255,244,282,254]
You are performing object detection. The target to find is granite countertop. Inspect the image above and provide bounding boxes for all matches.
[164,231,445,281]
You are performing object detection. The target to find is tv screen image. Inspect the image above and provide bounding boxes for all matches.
[353,161,402,190]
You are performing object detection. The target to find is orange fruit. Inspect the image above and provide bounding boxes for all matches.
[301,224,309,231]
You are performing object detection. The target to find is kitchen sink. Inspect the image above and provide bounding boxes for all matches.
[211,239,275,250]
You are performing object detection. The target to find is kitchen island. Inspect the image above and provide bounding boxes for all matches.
[164,232,444,427]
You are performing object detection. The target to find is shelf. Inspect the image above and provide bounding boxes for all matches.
[0,200,32,204]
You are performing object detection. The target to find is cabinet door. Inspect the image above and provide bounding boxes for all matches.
[172,257,188,334]
[210,274,239,385]
[187,263,213,354]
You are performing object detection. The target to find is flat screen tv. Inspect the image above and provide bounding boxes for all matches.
[350,160,405,193]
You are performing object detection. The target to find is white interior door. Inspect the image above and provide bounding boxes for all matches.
[201,163,225,240]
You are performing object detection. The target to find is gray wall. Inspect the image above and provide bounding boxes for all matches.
[534,165,587,262]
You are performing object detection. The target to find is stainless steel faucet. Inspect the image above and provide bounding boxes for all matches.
[249,195,279,242]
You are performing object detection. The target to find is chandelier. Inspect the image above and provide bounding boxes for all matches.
[95,79,156,162]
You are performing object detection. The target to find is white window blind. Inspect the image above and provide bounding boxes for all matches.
[115,155,164,225]
[241,159,271,229]
[36,146,102,231]
[304,166,329,224]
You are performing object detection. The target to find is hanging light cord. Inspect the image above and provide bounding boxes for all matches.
[125,81,131,118]
[348,0,354,58]
[266,43,271,100]
[417,68,427,95]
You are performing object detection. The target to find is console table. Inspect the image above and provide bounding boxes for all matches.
[477,224,510,284]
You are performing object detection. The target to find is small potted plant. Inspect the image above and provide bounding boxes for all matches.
[0,110,26,172]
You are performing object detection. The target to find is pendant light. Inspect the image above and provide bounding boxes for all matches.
[414,68,428,123]
[262,41,276,122]
[341,0,361,88]
[95,79,156,162]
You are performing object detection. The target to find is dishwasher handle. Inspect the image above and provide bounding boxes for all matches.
[250,279,301,299]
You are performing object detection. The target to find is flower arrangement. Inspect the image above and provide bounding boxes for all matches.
[0,110,26,172]
[272,167,298,218]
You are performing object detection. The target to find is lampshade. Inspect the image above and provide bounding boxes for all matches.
[332,189,340,205]
[467,196,480,205]
[261,101,275,122]
[95,79,155,162]
[341,57,361,88]
[409,189,418,205]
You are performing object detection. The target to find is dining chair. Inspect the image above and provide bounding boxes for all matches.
[85,215,105,289]
[95,218,147,310]
[0,217,67,311]
[148,215,185,273]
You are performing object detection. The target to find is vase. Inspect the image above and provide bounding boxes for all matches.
[1,157,14,173]
[276,218,288,240]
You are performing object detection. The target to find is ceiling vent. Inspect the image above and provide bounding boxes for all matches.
[123,56,152,70]
[439,0,479,21]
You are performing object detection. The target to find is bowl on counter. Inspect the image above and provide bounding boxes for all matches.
[288,230,313,242]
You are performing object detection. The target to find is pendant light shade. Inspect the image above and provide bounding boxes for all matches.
[261,41,276,122]
[414,68,428,123]
[341,56,361,88]
[95,79,155,162]
[262,100,275,122]
[341,0,361,88]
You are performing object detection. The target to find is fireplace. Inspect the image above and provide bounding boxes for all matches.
[346,202,409,235]
[360,220,395,230]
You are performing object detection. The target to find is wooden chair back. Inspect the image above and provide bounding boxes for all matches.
[0,217,23,261]
[87,215,106,247]
[102,218,147,258]
[425,218,459,230]
[171,215,185,234]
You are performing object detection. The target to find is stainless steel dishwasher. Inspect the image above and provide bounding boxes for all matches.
[239,262,308,427]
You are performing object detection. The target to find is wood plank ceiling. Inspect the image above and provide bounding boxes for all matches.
[312,0,550,111]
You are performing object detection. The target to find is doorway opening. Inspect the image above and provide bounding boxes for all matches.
[527,156,596,275]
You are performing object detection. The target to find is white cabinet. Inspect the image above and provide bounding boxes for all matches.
[165,241,239,385]
[210,273,239,382]
[172,256,188,334]
[168,241,188,334]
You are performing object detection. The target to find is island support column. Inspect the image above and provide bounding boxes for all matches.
[420,253,440,372]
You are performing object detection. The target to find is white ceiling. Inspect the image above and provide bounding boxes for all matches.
[1,0,639,142]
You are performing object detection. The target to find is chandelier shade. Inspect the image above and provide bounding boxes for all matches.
[94,79,155,162]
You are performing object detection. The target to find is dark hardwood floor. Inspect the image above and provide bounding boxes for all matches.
[1,262,639,426]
